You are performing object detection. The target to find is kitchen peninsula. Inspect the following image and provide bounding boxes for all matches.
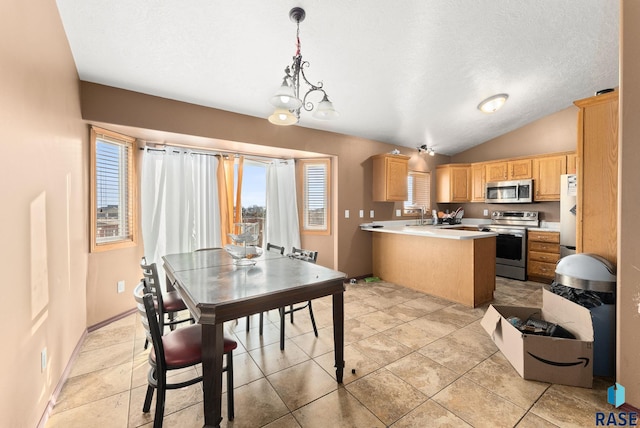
[363,224,497,307]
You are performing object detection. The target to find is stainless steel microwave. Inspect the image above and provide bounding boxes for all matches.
[485,179,533,203]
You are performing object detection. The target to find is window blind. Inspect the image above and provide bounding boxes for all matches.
[303,163,327,230]
[404,171,431,212]
[95,135,131,243]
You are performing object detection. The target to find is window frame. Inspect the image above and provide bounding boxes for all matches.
[402,170,431,217]
[90,126,138,252]
[298,158,331,235]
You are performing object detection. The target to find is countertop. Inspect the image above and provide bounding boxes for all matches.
[360,223,497,240]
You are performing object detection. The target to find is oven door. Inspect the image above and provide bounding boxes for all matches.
[494,230,526,267]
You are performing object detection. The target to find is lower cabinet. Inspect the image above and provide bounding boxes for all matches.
[527,231,560,284]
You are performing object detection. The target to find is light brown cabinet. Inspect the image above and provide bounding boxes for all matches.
[532,155,567,201]
[470,163,486,202]
[485,159,532,182]
[575,90,618,265]
[527,231,560,283]
[566,153,577,175]
[436,164,470,203]
[372,154,409,202]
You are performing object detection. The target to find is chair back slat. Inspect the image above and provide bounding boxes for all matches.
[140,257,165,308]
[133,281,166,369]
[290,247,318,263]
[266,243,285,255]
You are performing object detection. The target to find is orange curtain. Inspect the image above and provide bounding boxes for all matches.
[217,155,244,245]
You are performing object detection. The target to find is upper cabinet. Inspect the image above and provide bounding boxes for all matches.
[486,159,532,182]
[470,163,486,202]
[533,155,567,201]
[566,153,577,175]
[372,154,409,202]
[436,164,470,203]
[575,90,618,265]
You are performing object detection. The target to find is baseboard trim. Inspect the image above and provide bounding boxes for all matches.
[620,402,639,413]
[88,307,136,332]
[36,328,88,428]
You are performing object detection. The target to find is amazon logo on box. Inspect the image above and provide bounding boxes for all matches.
[481,287,594,388]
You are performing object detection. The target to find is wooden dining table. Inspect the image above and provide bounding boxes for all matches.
[162,248,347,428]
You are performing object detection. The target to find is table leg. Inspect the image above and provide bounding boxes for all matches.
[332,291,345,383]
[201,323,224,428]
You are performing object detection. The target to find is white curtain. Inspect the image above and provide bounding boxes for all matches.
[141,149,221,270]
[264,160,301,253]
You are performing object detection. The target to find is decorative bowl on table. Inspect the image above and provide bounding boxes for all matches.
[224,244,263,266]
[225,223,262,266]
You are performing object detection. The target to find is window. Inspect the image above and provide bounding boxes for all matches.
[403,171,431,216]
[90,126,137,252]
[299,158,331,234]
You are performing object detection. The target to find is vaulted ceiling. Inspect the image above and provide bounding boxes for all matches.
[56,0,619,155]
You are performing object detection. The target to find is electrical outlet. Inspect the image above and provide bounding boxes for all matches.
[370,210,375,218]
[483,209,489,216]
[344,210,350,219]
[117,280,125,293]
[41,348,47,372]
[395,209,401,217]
[359,210,364,218]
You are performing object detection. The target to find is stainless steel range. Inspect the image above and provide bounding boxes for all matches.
[483,210,539,281]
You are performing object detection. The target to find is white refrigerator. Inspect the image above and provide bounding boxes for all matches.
[560,174,577,258]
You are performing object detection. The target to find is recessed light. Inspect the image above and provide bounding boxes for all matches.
[478,93,509,113]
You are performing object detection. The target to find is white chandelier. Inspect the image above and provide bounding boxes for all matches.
[268,7,339,126]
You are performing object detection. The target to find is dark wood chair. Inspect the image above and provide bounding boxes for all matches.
[246,243,285,334]
[134,282,236,427]
[279,247,319,350]
[140,257,193,349]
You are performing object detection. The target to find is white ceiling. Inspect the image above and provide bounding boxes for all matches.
[55,0,619,155]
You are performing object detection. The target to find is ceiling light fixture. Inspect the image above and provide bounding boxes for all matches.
[268,7,338,126]
[417,145,435,156]
[477,93,509,113]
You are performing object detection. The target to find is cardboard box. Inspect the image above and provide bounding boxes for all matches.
[481,288,594,388]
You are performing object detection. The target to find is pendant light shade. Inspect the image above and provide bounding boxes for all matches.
[270,82,303,110]
[312,95,339,120]
[268,108,298,126]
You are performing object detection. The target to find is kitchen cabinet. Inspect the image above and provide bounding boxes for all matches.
[470,163,486,202]
[436,164,470,203]
[527,230,560,284]
[485,159,532,182]
[566,153,577,175]
[532,155,567,201]
[372,153,409,202]
[574,90,618,265]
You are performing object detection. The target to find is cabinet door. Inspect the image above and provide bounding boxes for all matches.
[575,91,618,264]
[566,153,577,175]
[485,162,507,182]
[470,163,486,202]
[385,156,409,201]
[436,165,470,203]
[508,159,532,179]
[451,167,470,202]
[533,156,567,201]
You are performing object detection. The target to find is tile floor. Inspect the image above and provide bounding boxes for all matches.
[46,278,615,427]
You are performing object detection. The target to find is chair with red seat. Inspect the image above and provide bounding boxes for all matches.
[134,282,236,427]
[140,257,193,349]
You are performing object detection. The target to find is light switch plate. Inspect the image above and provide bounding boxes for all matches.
[117,280,125,293]
[370,210,375,218]
[359,210,364,218]
[483,209,489,216]
[396,209,401,217]
[345,210,350,219]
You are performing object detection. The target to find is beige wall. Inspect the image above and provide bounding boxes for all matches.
[1,0,87,425]
[619,0,640,408]
[80,82,448,279]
